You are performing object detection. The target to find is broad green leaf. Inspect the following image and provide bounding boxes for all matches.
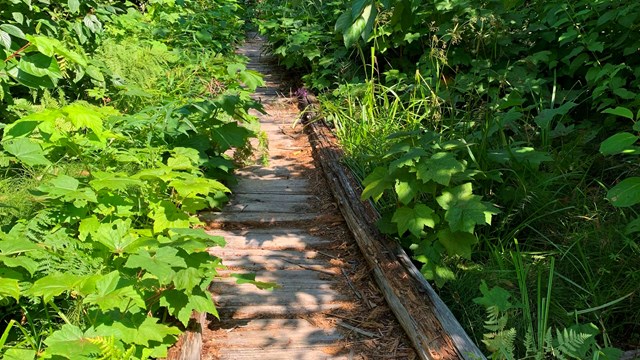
[89,171,142,191]
[93,313,180,346]
[169,228,226,247]
[473,280,512,311]
[0,278,20,300]
[92,219,140,254]
[62,103,104,136]
[38,174,97,207]
[416,152,465,186]
[361,167,393,202]
[84,271,145,311]
[18,53,62,80]
[0,30,10,49]
[391,204,439,237]
[534,102,578,129]
[231,273,278,290]
[29,273,95,302]
[148,200,194,233]
[239,70,264,91]
[395,179,418,205]
[2,138,51,166]
[602,106,634,120]
[0,255,39,275]
[85,65,104,82]
[173,267,202,292]
[211,123,252,152]
[68,0,80,12]
[334,9,353,32]
[600,132,638,155]
[436,183,497,233]
[344,17,366,47]
[170,178,228,198]
[160,288,218,326]
[607,177,640,207]
[0,24,26,39]
[437,228,478,259]
[25,35,57,57]
[3,349,37,360]
[43,324,101,359]
[124,247,187,284]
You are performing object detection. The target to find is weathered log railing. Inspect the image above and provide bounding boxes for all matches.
[304,117,486,360]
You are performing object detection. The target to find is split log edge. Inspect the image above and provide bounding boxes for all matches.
[304,118,486,360]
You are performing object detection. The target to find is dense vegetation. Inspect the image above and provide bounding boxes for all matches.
[0,0,266,358]
[256,0,639,358]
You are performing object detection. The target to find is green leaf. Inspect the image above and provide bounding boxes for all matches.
[599,132,638,155]
[0,255,39,275]
[0,24,26,39]
[62,103,104,136]
[84,271,145,312]
[391,204,439,237]
[173,267,202,292]
[607,177,640,207]
[169,178,228,198]
[3,349,37,360]
[436,183,496,233]
[148,200,194,233]
[395,179,417,205]
[344,17,366,47]
[125,247,187,284]
[437,228,478,259]
[38,174,97,207]
[18,53,62,80]
[361,167,393,202]
[473,280,512,311]
[91,219,140,254]
[0,278,20,300]
[211,123,252,152]
[416,152,465,186]
[335,9,353,32]
[43,324,101,359]
[93,312,180,346]
[68,0,80,13]
[239,70,264,91]
[0,30,10,49]
[29,274,95,302]
[2,138,51,166]
[169,228,226,247]
[89,171,142,191]
[231,273,278,290]
[602,106,634,120]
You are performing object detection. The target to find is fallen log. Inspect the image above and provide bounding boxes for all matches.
[304,118,486,360]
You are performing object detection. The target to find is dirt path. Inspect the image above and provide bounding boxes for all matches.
[199,35,416,359]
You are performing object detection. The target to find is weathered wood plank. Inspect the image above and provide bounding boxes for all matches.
[201,211,320,224]
[224,200,314,213]
[206,229,331,250]
[231,178,311,194]
[306,118,486,360]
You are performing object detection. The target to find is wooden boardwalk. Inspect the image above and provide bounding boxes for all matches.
[200,35,385,360]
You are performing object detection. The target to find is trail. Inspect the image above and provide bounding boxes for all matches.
[199,35,416,359]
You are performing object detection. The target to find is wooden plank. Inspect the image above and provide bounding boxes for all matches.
[215,303,351,319]
[224,200,314,213]
[209,249,330,271]
[306,119,486,360]
[201,211,320,224]
[211,319,342,348]
[228,193,315,203]
[231,178,311,194]
[206,229,331,250]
